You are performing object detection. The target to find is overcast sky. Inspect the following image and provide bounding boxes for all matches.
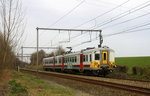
[21,0,150,58]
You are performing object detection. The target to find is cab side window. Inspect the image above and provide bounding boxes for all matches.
[83,55,85,62]
[95,54,100,60]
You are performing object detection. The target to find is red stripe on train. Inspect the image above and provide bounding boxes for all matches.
[80,54,83,69]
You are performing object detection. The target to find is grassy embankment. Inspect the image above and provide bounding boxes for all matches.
[0,72,74,96]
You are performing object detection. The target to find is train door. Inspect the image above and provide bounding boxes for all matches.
[101,51,108,64]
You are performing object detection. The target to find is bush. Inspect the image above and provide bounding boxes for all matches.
[132,66,137,75]
[8,80,27,94]
[116,65,128,73]
[132,66,150,75]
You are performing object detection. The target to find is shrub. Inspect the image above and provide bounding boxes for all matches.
[8,80,27,94]
[116,65,128,73]
[132,66,137,75]
[132,66,150,75]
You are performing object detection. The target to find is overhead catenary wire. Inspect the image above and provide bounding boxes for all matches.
[49,0,131,46]
[71,21,150,48]
[30,0,85,47]
[57,0,150,47]
[72,28,150,48]
[101,11,150,29]
[36,0,140,48]
[104,22,150,37]
[67,0,150,46]
[93,0,150,29]
[73,0,130,28]
[50,0,85,27]
[30,0,150,50]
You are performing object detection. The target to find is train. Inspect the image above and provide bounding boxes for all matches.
[43,46,116,76]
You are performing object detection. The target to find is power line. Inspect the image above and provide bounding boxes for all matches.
[72,28,150,48]
[58,0,150,47]
[29,0,150,49]
[50,0,85,27]
[52,0,131,45]
[73,0,130,28]
[93,0,150,29]
[71,22,150,48]
[101,11,150,29]
[35,0,145,48]
[36,0,85,46]
[104,22,150,37]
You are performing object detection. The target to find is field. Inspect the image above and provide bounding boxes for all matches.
[115,56,150,67]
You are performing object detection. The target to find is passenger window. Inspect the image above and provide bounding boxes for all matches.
[72,57,74,62]
[86,55,88,62]
[90,54,92,61]
[68,58,69,62]
[75,56,77,62]
[95,54,99,60]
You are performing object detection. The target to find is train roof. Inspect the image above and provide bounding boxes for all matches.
[82,47,114,53]
[43,46,114,60]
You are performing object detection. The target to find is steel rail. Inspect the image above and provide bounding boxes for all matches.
[21,69,150,96]
[105,77,150,83]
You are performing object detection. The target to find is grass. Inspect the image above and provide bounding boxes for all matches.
[4,72,74,96]
[115,56,150,67]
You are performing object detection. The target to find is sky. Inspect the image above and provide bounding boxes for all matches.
[20,0,150,60]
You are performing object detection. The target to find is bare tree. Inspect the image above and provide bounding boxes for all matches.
[30,50,46,65]
[47,46,65,57]
[0,0,25,79]
[55,46,65,56]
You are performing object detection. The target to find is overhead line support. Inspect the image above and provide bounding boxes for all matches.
[36,27,102,77]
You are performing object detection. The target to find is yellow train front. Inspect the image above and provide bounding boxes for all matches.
[43,46,116,76]
[82,46,116,76]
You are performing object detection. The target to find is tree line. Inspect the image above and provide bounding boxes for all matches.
[0,0,24,80]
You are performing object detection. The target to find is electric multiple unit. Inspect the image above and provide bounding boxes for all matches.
[43,46,116,75]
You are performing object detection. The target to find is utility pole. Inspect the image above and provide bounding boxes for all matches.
[21,46,23,61]
[98,30,103,48]
[17,53,19,72]
[36,27,39,78]
[20,46,23,72]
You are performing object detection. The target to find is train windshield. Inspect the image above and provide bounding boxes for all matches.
[95,54,100,60]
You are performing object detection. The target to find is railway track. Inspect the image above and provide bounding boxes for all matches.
[20,69,150,96]
[67,72,150,83]
[105,77,150,83]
